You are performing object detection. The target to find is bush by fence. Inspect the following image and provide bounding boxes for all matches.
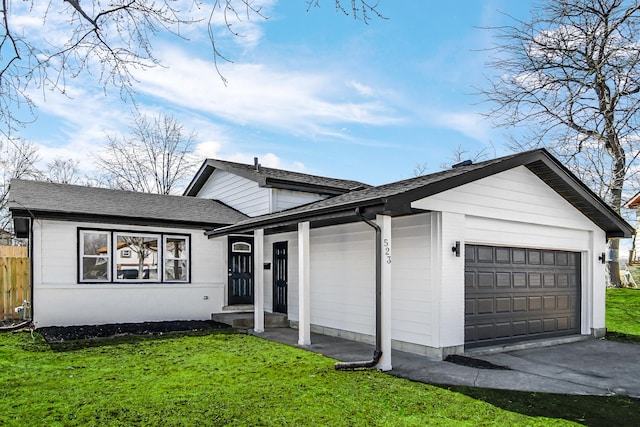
[1,246,30,320]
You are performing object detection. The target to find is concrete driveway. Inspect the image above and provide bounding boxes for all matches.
[254,329,640,398]
[393,338,640,397]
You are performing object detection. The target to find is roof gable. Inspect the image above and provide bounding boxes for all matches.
[183,158,371,197]
[205,149,633,239]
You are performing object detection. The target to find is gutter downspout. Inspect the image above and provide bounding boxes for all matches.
[335,208,383,370]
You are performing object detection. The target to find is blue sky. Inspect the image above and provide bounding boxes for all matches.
[17,0,536,188]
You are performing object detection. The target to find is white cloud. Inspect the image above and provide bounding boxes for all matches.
[348,80,374,96]
[429,110,493,143]
[194,140,223,159]
[130,46,402,139]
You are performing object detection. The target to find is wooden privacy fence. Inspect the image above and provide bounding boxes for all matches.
[0,246,30,320]
[0,246,27,257]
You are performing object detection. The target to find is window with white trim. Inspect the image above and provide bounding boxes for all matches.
[79,230,111,282]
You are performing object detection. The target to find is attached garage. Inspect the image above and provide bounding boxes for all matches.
[204,148,633,367]
[464,244,581,348]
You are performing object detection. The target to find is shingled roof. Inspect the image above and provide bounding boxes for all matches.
[183,158,371,197]
[9,179,248,237]
[205,149,633,239]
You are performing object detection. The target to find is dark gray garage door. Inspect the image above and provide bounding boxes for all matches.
[465,244,581,348]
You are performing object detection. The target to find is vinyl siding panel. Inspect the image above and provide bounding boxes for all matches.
[412,166,597,232]
[196,170,270,216]
[273,189,327,212]
[309,223,375,336]
[390,214,434,346]
[465,216,592,252]
[32,220,226,327]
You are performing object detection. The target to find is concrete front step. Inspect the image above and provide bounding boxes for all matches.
[211,311,289,329]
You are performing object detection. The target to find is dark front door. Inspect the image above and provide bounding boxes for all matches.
[228,236,254,305]
[272,242,288,314]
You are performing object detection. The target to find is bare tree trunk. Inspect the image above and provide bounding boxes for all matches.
[607,133,626,287]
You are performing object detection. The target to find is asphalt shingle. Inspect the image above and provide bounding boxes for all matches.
[9,179,247,227]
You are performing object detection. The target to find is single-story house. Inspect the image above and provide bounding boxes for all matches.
[9,149,632,369]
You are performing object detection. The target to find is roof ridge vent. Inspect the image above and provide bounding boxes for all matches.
[451,159,473,169]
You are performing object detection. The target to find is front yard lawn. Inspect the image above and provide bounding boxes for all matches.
[606,287,640,342]
[1,329,638,426]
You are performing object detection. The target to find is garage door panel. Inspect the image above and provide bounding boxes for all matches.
[495,247,511,263]
[513,321,527,335]
[477,299,494,314]
[529,273,542,287]
[496,272,511,287]
[513,297,527,311]
[464,272,475,288]
[465,245,581,348]
[514,272,527,287]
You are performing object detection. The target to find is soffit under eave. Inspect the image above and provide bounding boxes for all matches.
[183,161,215,197]
[524,161,634,239]
[13,210,234,231]
[205,203,389,238]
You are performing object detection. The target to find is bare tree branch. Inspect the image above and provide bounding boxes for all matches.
[0,137,42,232]
[94,112,198,195]
[0,1,385,134]
[479,0,640,286]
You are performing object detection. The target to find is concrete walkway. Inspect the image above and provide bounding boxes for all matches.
[251,328,640,398]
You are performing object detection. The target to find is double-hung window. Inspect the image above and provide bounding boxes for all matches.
[164,236,189,282]
[79,230,111,282]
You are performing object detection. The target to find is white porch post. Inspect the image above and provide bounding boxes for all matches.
[377,214,392,371]
[431,211,466,354]
[298,221,311,346]
[254,229,265,333]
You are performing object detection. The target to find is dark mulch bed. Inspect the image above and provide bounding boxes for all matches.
[444,354,511,370]
[38,320,231,343]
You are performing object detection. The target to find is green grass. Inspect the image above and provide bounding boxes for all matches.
[0,331,591,427]
[1,331,638,427]
[606,287,640,343]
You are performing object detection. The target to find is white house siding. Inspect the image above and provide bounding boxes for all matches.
[308,223,376,337]
[196,170,271,217]
[413,166,598,232]
[389,214,434,349]
[272,189,327,212]
[412,166,608,342]
[31,220,226,328]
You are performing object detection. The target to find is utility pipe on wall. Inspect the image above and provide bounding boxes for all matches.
[334,207,382,370]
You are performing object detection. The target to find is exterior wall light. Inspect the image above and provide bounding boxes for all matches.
[452,241,461,257]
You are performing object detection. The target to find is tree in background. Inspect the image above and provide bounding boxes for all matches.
[45,158,81,185]
[0,138,41,232]
[95,113,198,195]
[480,0,640,286]
[0,1,384,137]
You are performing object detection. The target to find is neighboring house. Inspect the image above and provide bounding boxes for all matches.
[0,229,11,245]
[9,149,632,369]
[623,192,640,264]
